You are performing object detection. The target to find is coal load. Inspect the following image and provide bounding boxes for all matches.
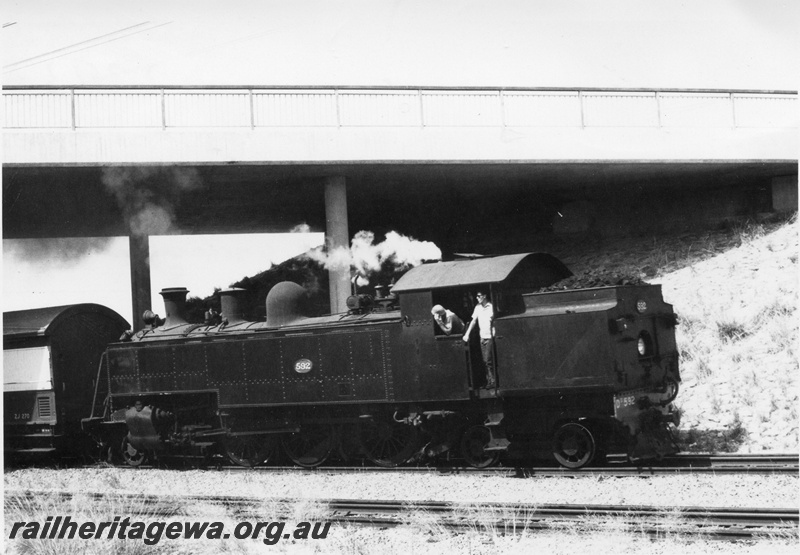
[537,268,646,292]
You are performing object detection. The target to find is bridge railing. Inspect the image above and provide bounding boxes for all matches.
[3,86,797,130]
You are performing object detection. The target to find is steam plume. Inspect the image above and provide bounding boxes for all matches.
[305,230,441,277]
[6,237,112,263]
[101,167,202,236]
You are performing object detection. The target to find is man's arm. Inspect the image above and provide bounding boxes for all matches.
[463,318,476,342]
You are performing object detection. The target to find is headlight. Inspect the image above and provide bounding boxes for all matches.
[637,331,653,357]
[637,337,647,355]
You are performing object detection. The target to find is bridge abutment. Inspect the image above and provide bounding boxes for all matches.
[772,175,798,213]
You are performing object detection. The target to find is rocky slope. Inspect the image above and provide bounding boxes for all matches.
[653,219,798,452]
[556,216,798,452]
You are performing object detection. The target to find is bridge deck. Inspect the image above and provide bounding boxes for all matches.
[4,87,797,165]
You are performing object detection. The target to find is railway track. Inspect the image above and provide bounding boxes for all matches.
[145,452,798,476]
[7,489,797,541]
[13,452,798,475]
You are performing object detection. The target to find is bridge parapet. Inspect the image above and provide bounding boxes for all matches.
[4,86,797,130]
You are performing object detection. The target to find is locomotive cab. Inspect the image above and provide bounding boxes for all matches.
[392,253,573,396]
[393,253,682,467]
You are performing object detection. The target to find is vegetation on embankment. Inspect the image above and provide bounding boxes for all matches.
[559,214,798,453]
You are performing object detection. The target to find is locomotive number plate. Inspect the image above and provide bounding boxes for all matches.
[613,394,636,410]
[613,389,646,421]
[294,358,313,374]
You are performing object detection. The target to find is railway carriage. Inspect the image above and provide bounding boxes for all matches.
[83,252,681,469]
[3,304,129,458]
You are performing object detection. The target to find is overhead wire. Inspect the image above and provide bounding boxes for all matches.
[3,21,172,73]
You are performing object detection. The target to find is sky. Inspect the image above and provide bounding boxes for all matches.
[2,0,798,325]
[3,234,325,325]
[2,0,798,89]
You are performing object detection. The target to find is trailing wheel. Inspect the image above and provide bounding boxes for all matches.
[552,422,596,469]
[281,422,335,468]
[121,435,147,467]
[225,434,276,467]
[359,419,419,468]
[460,425,500,468]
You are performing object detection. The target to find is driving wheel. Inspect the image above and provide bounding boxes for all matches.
[225,434,276,467]
[359,419,419,468]
[282,422,335,468]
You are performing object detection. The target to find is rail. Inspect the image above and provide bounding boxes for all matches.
[8,490,798,540]
[3,86,797,130]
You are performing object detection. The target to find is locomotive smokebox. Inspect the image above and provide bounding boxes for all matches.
[159,287,190,327]
[220,288,247,325]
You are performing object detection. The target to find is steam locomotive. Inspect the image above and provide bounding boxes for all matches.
[6,252,681,469]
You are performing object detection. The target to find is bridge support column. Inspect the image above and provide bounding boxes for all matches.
[772,175,798,213]
[325,176,350,314]
[129,235,152,331]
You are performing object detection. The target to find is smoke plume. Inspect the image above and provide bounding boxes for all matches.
[305,230,442,277]
[101,167,202,236]
[6,237,113,263]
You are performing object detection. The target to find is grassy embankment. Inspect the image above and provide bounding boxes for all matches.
[559,214,798,452]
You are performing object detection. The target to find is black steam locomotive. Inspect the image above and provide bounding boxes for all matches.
[77,252,681,469]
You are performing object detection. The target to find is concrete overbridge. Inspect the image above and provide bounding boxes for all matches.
[3,85,798,321]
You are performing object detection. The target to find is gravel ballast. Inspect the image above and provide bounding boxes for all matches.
[5,468,797,509]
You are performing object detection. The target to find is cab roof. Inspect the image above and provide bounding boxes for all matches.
[391,253,572,293]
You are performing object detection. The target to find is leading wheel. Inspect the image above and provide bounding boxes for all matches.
[282,422,335,468]
[359,420,419,468]
[121,435,147,467]
[225,434,276,467]
[460,425,500,468]
[552,422,596,469]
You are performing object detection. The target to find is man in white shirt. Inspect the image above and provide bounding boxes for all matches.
[463,290,496,388]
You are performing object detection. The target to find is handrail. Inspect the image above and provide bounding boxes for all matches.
[4,86,796,131]
[2,85,797,94]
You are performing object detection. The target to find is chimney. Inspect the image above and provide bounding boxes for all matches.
[219,288,247,325]
[159,287,190,328]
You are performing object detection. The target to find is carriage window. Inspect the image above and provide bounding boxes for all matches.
[3,347,54,392]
